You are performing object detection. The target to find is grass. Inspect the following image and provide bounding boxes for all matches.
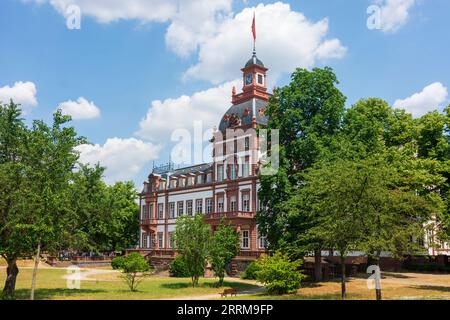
[0,266,257,300]
[225,272,450,300]
[2,262,450,300]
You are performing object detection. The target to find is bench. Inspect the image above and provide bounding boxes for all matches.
[220,288,237,297]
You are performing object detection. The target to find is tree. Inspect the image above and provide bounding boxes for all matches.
[298,156,443,299]
[254,251,304,295]
[103,181,140,252]
[0,102,85,299]
[0,101,27,299]
[257,67,346,281]
[209,220,239,286]
[64,166,139,253]
[111,253,153,291]
[24,110,85,300]
[174,214,210,287]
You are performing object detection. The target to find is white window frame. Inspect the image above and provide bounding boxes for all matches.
[230,196,237,212]
[186,200,193,216]
[157,232,163,249]
[169,202,175,218]
[243,194,250,212]
[241,230,249,249]
[158,203,164,219]
[206,198,213,214]
[195,199,203,214]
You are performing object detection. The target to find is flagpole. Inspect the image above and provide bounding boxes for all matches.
[252,11,256,55]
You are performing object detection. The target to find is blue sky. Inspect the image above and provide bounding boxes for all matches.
[1,0,449,186]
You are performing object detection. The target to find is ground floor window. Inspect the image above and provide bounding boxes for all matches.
[142,233,148,248]
[217,197,224,213]
[169,232,175,248]
[158,232,163,249]
[259,236,267,249]
[150,234,156,248]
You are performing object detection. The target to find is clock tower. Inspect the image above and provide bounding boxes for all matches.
[232,49,270,105]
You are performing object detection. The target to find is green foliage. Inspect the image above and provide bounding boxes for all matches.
[65,166,139,252]
[254,251,304,295]
[240,261,260,280]
[111,256,126,270]
[257,67,347,255]
[174,215,210,287]
[112,253,153,291]
[0,100,140,299]
[169,255,190,277]
[209,220,239,286]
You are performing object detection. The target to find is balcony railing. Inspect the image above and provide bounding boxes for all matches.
[205,211,255,220]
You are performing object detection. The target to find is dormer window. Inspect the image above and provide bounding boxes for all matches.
[196,175,203,184]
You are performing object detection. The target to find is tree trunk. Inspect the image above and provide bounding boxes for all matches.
[2,257,19,300]
[375,252,382,301]
[314,248,323,282]
[340,256,346,299]
[30,242,41,300]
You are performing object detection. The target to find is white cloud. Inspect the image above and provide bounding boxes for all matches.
[25,1,345,83]
[0,81,38,113]
[136,80,239,142]
[393,82,448,118]
[184,2,347,84]
[375,0,416,32]
[75,138,161,184]
[57,97,101,120]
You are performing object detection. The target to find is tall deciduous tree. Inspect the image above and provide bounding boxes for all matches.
[209,220,239,286]
[298,156,443,299]
[257,67,346,281]
[174,214,210,287]
[0,101,27,299]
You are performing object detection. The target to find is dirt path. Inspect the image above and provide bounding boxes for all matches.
[62,268,118,281]
[162,279,266,300]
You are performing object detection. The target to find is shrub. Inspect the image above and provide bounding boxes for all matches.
[111,253,153,291]
[255,251,304,295]
[111,256,125,270]
[170,255,190,277]
[241,261,260,280]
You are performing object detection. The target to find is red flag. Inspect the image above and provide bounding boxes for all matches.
[251,13,256,42]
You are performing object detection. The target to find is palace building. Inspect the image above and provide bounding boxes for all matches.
[137,48,271,273]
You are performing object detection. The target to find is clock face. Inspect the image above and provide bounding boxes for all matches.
[245,73,253,86]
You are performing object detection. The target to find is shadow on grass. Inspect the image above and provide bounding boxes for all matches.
[160,279,260,291]
[12,288,107,300]
[381,272,414,279]
[301,282,323,289]
[410,285,450,293]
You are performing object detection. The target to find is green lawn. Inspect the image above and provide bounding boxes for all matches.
[0,267,258,300]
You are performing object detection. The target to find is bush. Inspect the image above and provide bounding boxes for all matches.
[111,256,125,270]
[111,253,153,291]
[241,261,260,280]
[255,251,304,295]
[170,255,190,277]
